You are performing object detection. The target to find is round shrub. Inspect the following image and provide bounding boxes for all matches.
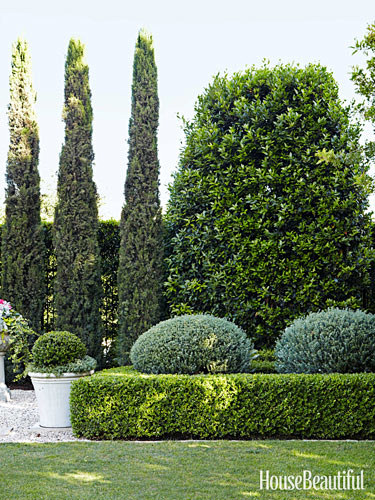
[32,331,87,368]
[275,308,375,373]
[130,314,254,375]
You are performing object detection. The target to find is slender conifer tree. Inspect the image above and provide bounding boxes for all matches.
[2,39,45,331]
[117,30,164,363]
[54,39,103,360]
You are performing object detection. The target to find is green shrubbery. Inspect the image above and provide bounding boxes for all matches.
[250,349,276,373]
[98,220,120,364]
[70,367,375,439]
[276,308,375,373]
[2,220,120,365]
[251,360,276,374]
[257,348,276,362]
[165,63,372,346]
[130,314,253,374]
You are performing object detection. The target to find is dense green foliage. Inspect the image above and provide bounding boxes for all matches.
[98,220,120,364]
[257,348,276,361]
[275,307,375,373]
[54,39,103,362]
[31,331,86,368]
[117,30,164,364]
[3,220,118,378]
[2,39,45,331]
[130,314,253,374]
[250,348,276,372]
[42,221,56,332]
[38,221,119,346]
[251,359,276,373]
[165,63,373,346]
[3,306,38,380]
[1,220,118,368]
[71,367,375,439]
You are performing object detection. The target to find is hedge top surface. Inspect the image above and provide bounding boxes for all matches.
[275,307,375,374]
[130,314,254,375]
[31,331,87,368]
[76,365,375,381]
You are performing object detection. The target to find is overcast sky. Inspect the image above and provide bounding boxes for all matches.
[0,0,374,219]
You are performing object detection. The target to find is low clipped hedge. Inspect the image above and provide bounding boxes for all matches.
[70,367,375,440]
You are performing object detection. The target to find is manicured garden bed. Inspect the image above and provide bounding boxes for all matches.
[70,368,375,440]
[2,440,374,500]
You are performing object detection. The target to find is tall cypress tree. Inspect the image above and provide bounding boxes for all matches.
[54,39,103,361]
[2,38,45,331]
[117,30,164,364]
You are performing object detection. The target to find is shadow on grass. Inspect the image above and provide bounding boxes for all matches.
[0,441,374,500]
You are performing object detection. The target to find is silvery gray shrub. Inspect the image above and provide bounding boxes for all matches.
[276,308,375,373]
[130,314,254,374]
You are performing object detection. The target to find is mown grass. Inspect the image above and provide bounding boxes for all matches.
[1,440,374,499]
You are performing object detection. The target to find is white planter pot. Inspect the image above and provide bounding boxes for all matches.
[29,371,94,428]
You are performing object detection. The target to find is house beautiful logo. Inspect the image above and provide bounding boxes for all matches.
[259,469,365,491]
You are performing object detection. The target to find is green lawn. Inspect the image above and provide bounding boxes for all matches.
[1,440,374,500]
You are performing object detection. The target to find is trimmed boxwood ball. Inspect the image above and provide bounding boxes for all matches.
[32,331,87,368]
[130,314,253,374]
[275,308,375,374]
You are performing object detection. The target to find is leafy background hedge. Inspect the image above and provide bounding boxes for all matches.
[165,63,373,347]
[2,219,375,365]
[0,220,119,366]
[71,368,375,440]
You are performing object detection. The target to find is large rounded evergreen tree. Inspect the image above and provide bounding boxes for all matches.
[54,39,103,361]
[165,63,373,346]
[2,39,45,331]
[117,30,164,364]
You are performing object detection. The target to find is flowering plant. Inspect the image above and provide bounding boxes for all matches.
[0,299,13,340]
[0,298,38,380]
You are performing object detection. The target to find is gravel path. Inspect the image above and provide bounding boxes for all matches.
[0,390,87,443]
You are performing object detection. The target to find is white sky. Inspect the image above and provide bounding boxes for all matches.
[0,0,374,219]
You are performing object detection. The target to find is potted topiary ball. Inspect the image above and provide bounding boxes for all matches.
[28,331,96,428]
